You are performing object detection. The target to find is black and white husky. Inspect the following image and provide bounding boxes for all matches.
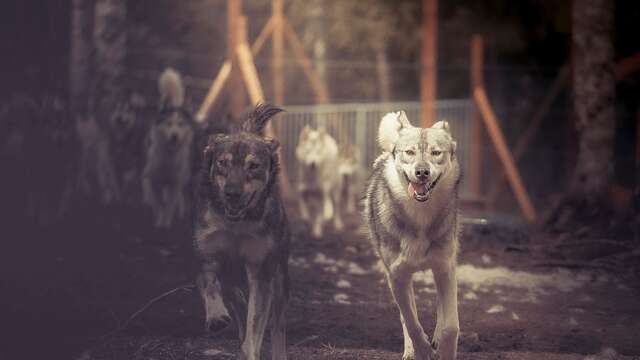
[363,111,461,360]
[295,126,341,238]
[142,68,194,228]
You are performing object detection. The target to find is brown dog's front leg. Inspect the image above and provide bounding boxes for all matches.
[270,264,288,360]
[239,265,274,360]
[197,262,232,334]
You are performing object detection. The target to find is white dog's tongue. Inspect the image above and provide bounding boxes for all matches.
[408,182,427,197]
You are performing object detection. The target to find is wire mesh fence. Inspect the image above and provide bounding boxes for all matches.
[275,99,475,198]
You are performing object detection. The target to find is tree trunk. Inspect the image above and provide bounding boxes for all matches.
[571,0,615,204]
[69,0,95,114]
[93,0,127,115]
[375,47,391,102]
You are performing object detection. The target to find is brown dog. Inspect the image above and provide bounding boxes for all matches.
[194,104,289,360]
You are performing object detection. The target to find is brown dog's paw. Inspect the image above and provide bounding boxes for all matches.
[205,314,232,333]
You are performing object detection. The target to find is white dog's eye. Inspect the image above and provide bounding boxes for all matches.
[431,150,442,156]
[405,149,416,156]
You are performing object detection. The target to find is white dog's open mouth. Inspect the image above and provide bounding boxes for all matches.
[406,174,441,202]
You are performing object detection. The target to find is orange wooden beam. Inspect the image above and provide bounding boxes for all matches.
[283,18,329,104]
[421,0,437,127]
[469,35,483,198]
[474,88,537,223]
[196,15,274,123]
[272,0,284,105]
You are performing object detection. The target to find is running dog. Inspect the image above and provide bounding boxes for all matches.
[295,125,341,238]
[363,111,461,360]
[194,104,289,360]
[142,68,194,228]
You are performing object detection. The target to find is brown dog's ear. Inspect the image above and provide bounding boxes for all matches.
[265,138,280,153]
[241,103,284,135]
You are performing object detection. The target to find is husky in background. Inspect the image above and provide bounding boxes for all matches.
[295,125,341,238]
[105,92,150,201]
[333,145,364,228]
[194,104,289,360]
[142,68,194,228]
[334,144,365,225]
[363,111,461,360]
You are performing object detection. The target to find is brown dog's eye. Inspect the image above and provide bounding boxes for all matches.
[247,162,261,171]
[405,149,416,156]
[217,159,227,168]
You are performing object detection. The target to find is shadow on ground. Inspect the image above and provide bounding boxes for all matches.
[1,203,639,360]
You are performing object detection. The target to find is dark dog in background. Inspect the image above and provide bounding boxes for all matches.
[194,104,289,360]
[142,68,194,228]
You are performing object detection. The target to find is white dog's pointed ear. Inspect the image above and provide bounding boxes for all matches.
[451,140,457,159]
[378,111,413,152]
[397,111,412,128]
[432,120,451,134]
[300,125,311,140]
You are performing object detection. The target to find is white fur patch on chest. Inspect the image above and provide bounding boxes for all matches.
[196,209,273,263]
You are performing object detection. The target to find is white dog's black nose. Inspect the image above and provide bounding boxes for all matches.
[415,167,430,181]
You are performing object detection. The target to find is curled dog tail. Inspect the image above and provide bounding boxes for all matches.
[158,67,185,108]
[241,103,284,136]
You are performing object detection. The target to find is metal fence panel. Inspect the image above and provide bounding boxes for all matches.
[276,100,475,198]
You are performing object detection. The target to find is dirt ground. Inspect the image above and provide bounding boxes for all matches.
[1,202,639,360]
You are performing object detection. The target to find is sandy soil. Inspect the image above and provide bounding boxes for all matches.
[1,205,639,360]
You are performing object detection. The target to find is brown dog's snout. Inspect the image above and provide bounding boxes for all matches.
[224,185,244,204]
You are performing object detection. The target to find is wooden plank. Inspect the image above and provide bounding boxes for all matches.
[469,35,483,198]
[251,15,274,56]
[196,17,273,123]
[487,65,570,205]
[484,52,640,206]
[272,0,284,105]
[421,0,437,127]
[237,38,265,103]
[228,0,245,118]
[283,18,329,103]
[196,61,231,123]
[474,88,537,223]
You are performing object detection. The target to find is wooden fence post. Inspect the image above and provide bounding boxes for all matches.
[421,0,437,127]
[469,35,483,199]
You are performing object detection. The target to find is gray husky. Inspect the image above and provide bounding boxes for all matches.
[363,111,461,360]
[194,104,289,360]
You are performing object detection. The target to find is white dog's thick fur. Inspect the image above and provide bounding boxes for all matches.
[295,126,341,238]
[364,111,461,360]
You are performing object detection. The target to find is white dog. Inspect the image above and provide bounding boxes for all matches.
[363,111,461,360]
[295,125,341,238]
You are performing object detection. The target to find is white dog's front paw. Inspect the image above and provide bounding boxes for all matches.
[402,349,415,360]
[334,216,344,231]
[311,221,323,238]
